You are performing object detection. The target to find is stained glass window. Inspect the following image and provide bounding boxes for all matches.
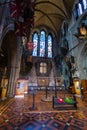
[78,3,83,15]
[48,35,52,58]
[32,32,38,56]
[83,0,87,10]
[73,0,87,20]
[32,30,53,58]
[40,31,45,57]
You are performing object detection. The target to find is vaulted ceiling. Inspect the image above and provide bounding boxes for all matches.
[34,0,75,35]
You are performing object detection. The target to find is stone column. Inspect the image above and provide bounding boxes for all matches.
[7,37,22,97]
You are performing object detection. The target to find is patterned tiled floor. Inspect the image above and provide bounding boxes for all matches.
[0,91,87,130]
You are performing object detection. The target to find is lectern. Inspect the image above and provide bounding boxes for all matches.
[29,86,37,110]
[37,77,51,101]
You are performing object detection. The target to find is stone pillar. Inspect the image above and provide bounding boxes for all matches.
[0,0,9,43]
[7,37,22,97]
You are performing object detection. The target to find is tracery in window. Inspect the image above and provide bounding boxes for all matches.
[40,31,45,57]
[40,62,47,74]
[32,32,38,56]
[48,35,52,58]
[83,0,87,10]
[32,30,53,58]
[78,3,83,15]
[73,0,87,20]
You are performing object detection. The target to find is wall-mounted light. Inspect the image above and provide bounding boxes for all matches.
[74,26,87,39]
[73,77,81,95]
[79,26,87,36]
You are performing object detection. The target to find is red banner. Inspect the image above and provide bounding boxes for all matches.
[28,42,34,51]
[15,21,27,36]
[10,1,21,18]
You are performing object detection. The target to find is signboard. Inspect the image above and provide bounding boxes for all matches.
[74,79,81,95]
[15,79,28,96]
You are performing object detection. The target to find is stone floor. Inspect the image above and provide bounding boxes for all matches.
[0,90,87,130]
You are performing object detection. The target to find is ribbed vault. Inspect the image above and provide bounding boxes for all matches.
[34,0,75,35]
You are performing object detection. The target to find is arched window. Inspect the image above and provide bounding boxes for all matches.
[40,30,46,57]
[83,0,87,10]
[48,34,52,58]
[78,2,83,16]
[40,62,47,74]
[73,0,86,20]
[32,30,53,58]
[32,32,38,56]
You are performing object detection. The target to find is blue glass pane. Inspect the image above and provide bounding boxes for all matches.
[40,31,45,57]
[32,33,38,56]
[48,35,52,58]
[83,0,87,9]
[78,3,83,15]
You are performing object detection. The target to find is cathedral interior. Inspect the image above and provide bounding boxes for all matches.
[0,0,87,129]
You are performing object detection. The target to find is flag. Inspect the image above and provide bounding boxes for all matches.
[10,0,21,18]
[28,42,34,51]
[15,21,27,36]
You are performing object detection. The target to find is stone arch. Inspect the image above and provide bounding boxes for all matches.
[0,26,22,97]
[79,43,87,79]
[0,23,14,47]
[30,26,56,39]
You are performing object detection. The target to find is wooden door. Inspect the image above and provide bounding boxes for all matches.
[81,80,87,91]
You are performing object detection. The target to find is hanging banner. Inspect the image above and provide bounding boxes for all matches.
[28,42,34,51]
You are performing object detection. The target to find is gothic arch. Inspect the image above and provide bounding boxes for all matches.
[79,43,87,79]
[0,23,14,47]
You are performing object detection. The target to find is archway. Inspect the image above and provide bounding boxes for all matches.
[0,30,21,98]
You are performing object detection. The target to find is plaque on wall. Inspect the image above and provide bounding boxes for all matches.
[37,77,49,86]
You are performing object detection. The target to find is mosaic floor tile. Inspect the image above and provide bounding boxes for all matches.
[0,91,87,129]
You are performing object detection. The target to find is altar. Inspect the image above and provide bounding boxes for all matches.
[37,77,52,101]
